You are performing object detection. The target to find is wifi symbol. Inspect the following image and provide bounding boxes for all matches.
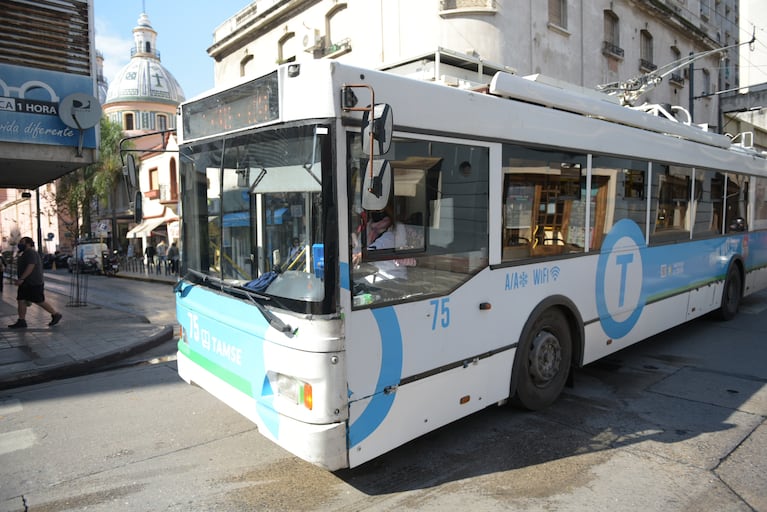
[550,266,561,281]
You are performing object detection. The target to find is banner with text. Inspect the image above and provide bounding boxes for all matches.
[0,63,97,148]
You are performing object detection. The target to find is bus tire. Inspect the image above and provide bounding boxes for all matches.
[717,264,742,321]
[510,308,572,411]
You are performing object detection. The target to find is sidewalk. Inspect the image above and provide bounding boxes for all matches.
[0,269,176,390]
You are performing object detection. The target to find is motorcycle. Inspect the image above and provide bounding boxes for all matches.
[68,255,101,274]
[102,250,120,277]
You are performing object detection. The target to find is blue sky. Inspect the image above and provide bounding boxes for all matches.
[94,0,252,100]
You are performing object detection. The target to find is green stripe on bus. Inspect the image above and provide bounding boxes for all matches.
[646,274,725,304]
[178,342,254,396]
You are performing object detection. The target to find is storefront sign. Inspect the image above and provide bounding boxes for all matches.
[0,63,97,148]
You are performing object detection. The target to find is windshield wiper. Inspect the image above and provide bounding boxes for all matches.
[227,283,295,337]
[177,269,295,337]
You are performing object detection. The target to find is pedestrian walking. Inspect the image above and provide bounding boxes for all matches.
[8,236,62,329]
[168,242,179,275]
[156,240,167,275]
[145,242,156,273]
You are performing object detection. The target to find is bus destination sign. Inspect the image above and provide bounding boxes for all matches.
[183,71,279,140]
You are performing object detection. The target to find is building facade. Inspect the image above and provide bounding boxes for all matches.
[101,13,185,254]
[207,0,740,132]
[720,0,767,153]
[0,0,101,254]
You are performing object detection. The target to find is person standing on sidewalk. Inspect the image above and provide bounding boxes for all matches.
[156,240,167,275]
[167,242,179,275]
[8,236,62,329]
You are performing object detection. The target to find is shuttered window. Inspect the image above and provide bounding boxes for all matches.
[0,0,91,76]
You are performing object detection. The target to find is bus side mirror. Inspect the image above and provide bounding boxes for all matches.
[125,154,138,190]
[134,190,143,223]
[361,160,391,210]
[362,103,392,156]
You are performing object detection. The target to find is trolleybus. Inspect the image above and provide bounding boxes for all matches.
[175,60,767,470]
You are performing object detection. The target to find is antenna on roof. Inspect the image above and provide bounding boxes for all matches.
[597,28,756,106]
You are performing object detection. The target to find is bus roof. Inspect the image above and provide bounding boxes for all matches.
[181,60,767,176]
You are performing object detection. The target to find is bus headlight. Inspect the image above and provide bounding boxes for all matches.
[273,372,313,410]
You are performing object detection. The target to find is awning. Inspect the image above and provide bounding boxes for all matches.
[127,216,166,239]
[127,206,179,239]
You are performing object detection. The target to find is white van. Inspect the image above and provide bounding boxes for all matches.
[68,242,108,272]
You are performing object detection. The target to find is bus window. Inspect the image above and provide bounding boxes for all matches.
[724,174,749,232]
[501,144,589,261]
[753,177,767,230]
[349,134,489,307]
[651,165,692,243]
[691,169,722,239]
[591,155,648,250]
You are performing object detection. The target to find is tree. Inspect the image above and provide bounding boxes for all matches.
[54,116,130,240]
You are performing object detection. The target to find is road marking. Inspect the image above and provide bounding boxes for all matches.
[0,428,37,456]
[0,398,22,416]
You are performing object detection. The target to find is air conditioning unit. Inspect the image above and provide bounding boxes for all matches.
[301,28,322,51]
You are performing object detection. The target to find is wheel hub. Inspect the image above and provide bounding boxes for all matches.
[528,331,561,384]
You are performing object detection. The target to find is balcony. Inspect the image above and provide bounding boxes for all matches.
[601,41,624,59]
[439,0,497,15]
[669,73,685,87]
[640,59,658,72]
[318,38,352,59]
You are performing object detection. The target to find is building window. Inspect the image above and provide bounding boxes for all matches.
[325,3,346,48]
[124,112,134,130]
[150,167,159,191]
[701,68,711,96]
[240,54,254,77]
[669,46,684,85]
[157,114,167,131]
[548,0,567,29]
[278,33,296,64]
[602,10,623,58]
[640,30,656,71]
[322,3,352,57]
[700,0,711,20]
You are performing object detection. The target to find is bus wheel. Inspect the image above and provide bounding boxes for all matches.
[718,265,742,321]
[511,309,572,411]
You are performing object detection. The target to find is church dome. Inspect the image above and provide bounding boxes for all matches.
[104,13,185,106]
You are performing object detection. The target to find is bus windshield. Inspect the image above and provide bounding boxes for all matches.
[179,123,334,314]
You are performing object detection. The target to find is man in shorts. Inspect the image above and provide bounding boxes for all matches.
[8,236,62,329]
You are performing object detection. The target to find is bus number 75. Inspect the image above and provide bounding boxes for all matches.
[430,298,450,330]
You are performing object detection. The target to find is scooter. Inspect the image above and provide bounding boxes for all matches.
[102,250,120,277]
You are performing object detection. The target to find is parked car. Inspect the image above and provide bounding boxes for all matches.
[42,251,70,270]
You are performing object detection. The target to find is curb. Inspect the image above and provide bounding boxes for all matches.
[114,272,179,285]
[0,324,175,391]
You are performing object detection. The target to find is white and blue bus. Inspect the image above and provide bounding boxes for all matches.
[175,60,767,470]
